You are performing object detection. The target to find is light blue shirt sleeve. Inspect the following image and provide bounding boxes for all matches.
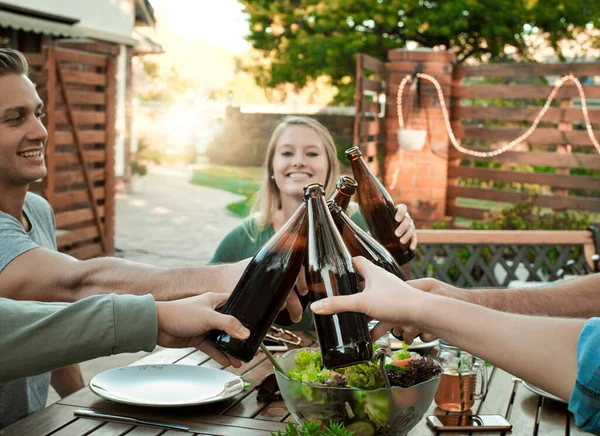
[568,317,600,433]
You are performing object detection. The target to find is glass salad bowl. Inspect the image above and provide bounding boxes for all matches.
[274,348,442,436]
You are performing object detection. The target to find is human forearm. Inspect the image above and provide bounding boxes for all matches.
[456,274,600,318]
[417,295,583,401]
[51,364,84,398]
[411,274,600,318]
[73,257,234,301]
[0,294,157,383]
[0,247,248,302]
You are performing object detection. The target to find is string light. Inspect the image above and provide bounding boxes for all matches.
[389,72,600,190]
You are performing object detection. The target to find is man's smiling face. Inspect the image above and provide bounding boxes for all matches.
[0,73,47,189]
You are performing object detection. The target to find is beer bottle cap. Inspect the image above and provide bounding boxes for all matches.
[336,175,358,195]
[303,182,325,199]
[345,146,363,160]
[327,200,342,216]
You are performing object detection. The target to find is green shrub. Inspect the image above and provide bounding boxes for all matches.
[130,159,148,177]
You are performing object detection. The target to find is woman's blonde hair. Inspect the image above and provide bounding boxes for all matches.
[251,116,341,230]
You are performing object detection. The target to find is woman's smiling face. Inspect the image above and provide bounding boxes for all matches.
[271,125,329,200]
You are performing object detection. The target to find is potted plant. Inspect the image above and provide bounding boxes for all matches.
[129,159,148,193]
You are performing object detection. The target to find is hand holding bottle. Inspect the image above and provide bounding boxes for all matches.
[310,257,435,344]
[394,204,418,251]
[156,293,250,368]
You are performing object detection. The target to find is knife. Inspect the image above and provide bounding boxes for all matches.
[74,409,191,432]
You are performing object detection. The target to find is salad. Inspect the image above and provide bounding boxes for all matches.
[281,345,441,436]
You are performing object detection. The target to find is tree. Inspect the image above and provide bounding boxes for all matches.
[138,61,193,101]
[240,0,598,104]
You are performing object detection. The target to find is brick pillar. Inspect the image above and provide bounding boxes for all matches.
[384,48,455,228]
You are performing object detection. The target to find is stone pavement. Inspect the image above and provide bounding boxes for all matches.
[114,164,245,266]
[46,164,245,405]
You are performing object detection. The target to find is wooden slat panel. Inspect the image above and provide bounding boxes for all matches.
[445,204,488,220]
[0,404,78,436]
[448,165,600,191]
[453,125,599,148]
[454,84,600,99]
[120,427,163,436]
[57,91,106,105]
[62,71,107,86]
[64,243,104,260]
[360,120,379,136]
[56,226,99,247]
[54,187,106,210]
[55,111,106,125]
[361,76,382,93]
[55,47,108,67]
[23,52,43,67]
[175,350,210,366]
[55,130,106,146]
[128,348,196,366]
[55,168,106,187]
[55,207,105,228]
[361,53,385,75]
[104,56,117,256]
[358,141,378,157]
[448,185,600,212]
[454,106,600,124]
[455,62,600,78]
[537,398,572,436]
[361,97,380,114]
[55,151,106,167]
[87,421,133,435]
[256,400,288,422]
[388,49,456,62]
[448,147,600,171]
[28,72,45,84]
[502,380,537,436]
[416,229,593,245]
[43,46,56,207]
[50,417,104,436]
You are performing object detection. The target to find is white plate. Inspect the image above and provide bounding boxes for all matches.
[390,336,439,350]
[89,365,244,407]
[522,381,566,403]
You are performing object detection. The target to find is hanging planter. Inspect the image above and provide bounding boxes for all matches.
[398,127,427,151]
[397,64,429,152]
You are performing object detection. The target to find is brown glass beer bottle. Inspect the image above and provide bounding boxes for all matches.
[208,202,308,362]
[328,200,408,281]
[345,146,414,265]
[304,183,373,369]
[327,175,358,213]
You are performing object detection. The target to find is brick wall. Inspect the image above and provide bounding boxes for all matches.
[207,106,355,167]
[384,49,455,228]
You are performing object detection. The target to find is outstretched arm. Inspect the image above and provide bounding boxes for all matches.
[0,247,249,302]
[410,274,600,318]
[311,257,584,402]
[0,292,249,383]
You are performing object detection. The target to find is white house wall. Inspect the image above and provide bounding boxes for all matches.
[6,0,134,41]
[115,44,127,177]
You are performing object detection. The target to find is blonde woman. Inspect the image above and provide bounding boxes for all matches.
[210,116,417,264]
[209,116,417,327]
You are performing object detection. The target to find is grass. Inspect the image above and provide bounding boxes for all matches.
[189,164,263,217]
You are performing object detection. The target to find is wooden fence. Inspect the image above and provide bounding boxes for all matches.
[353,53,386,175]
[25,47,116,259]
[355,51,600,225]
[448,62,600,221]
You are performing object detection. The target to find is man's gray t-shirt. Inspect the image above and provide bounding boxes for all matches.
[0,192,56,428]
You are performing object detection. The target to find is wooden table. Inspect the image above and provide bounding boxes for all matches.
[0,334,582,436]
